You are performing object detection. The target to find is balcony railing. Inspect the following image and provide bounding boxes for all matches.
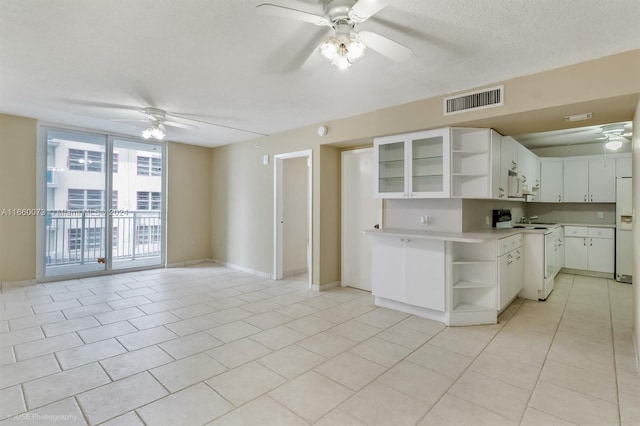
[45,210,162,266]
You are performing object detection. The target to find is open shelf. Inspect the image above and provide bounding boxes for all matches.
[452,302,495,313]
[452,258,494,265]
[453,280,494,289]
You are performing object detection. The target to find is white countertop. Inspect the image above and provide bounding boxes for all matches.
[560,222,616,228]
[364,227,545,243]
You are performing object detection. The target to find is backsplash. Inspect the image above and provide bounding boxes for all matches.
[524,203,616,225]
[384,199,464,232]
[462,199,526,231]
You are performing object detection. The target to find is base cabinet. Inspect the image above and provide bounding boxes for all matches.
[564,226,614,274]
[498,245,523,311]
[371,236,445,312]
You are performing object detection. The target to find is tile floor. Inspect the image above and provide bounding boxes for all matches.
[0,264,639,425]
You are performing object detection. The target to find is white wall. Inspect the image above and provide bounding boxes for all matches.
[525,203,616,225]
[462,199,525,231]
[283,157,308,275]
[384,199,464,232]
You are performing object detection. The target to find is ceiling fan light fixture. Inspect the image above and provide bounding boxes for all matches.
[605,137,623,151]
[319,31,366,70]
[142,123,166,140]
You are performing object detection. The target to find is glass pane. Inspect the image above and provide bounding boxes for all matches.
[112,139,164,270]
[412,136,443,193]
[45,129,107,276]
[378,142,405,193]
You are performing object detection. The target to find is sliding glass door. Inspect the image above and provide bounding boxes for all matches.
[43,128,165,278]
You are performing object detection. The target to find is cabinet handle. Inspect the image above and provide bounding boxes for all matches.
[583,239,586,246]
[522,175,527,183]
[590,194,593,202]
[558,195,562,202]
[584,195,587,202]
[511,161,517,170]
[590,238,592,247]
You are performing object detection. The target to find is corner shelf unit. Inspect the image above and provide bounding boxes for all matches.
[450,128,495,198]
[449,240,497,326]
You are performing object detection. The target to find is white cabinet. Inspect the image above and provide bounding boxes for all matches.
[540,161,563,202]
[563,226,614,274]
[588,159,616,202]
[450,241,497,325]
[501,136,519,175]
[371,236,445,312]
[518,145,540,201]
[616,156,632,178]
[497,234,523,311]
[450,128,500,198]
[563,160,589,202]
[374,129,450,199]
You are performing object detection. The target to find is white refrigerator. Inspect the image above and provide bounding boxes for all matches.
[616,177,633,283]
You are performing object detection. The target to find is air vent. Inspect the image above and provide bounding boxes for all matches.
[443,85,504,115]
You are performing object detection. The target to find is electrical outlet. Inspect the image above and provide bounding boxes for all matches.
[597,211,604,219]
[485,216,490,226]
[420,215,428,225]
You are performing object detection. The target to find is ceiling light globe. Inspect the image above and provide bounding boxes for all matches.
[319,38,339,61]
[605,139,623,150]
[142,128,153,139]
[345,37,366,62]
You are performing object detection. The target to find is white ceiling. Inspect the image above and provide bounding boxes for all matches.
[515,121,633,150]
[1,0,640,147]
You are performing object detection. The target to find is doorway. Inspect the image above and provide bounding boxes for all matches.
[274,150,312,288]
[341,148,382,291]
[39,127,165,279]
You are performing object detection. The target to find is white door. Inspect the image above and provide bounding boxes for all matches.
[540,161,563,202]
[564,237,588,270]
[588,159,616,202]
[342,148,382,291]
[563,160,588,202]
[588,237,615,273]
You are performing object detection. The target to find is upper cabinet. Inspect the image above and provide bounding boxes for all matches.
[540,161,564,203]
[518,145,540,201]
[563,160,589,202]
[374,128,450,199]
[450,128,500,199]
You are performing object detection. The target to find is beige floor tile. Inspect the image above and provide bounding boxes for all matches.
[520,407,580,426]
[0,307,34,322]
[244,311,292,330]
[313,304,373,324]
[0,327,44,349]
[418,394,517,426]
[470,351,541,391]
[314,409,366,426]
[56,338,126,370]
[429,328,488,358]
[205,307,253,324]
[485,337,550,368]
[76,372,168,424]
[241,300,282,314]
[107,295,153,311]
[165,316,219,337]
[0,354,60,389]
[354,309,404,329]
[619,391,640,425]
[100,345,174,380]
[137,382,233,425]
[207,320,261,343]
[330,320,381,342]
[546,334,615,376]
[296,331,358,358]
[207,361,286,406]
[150,352,226,392]
[300,296,344,310]
[138,299,184,315]
[377,360,453,405]
[257,344,325,379]
[159,331,223,359]
[315,352,386,391]
[206,296,247,311]
[41,316,101,337]
[208,395,308,426]
[77,321,137,344]
[63,303,113,320]
[170,303,215,320]
[23,363,111,409]
[540,358,618,403]
[269,371,353,423]
[116,326,178,351]
[129,311,181,330]
[251,326,307,350]
[9,312,65,331]
[449,371,530,421]
[0,347,15,366]
[349,336,412,367]
[100,412,145,426]
[398,316,446,335]
[617,367,640,398]
[0,397,88,425]
[14,333,84,361]
[340,381,429,426]
[0,386,25,420]
[206,337,272,369]
[529,380,619,426]
[31,299,81,315]
[275,303,318,319]
[407,344,473,379]
[283,316,335,336]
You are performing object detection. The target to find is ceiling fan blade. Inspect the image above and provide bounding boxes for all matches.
[359,30,412,62]
[301,45,325,70]
[109,118,149,123]
[349,0,391,23]
[163,121,198,130]
[256,4,330,26]
[62,99,142,111]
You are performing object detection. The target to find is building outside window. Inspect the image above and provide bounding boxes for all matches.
[137,156,161,176]
[137,191,161,210]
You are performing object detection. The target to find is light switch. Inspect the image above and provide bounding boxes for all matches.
[263,154,269,165]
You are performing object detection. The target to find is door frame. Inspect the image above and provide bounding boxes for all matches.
[36,123,167,281]
[273,149,312,288]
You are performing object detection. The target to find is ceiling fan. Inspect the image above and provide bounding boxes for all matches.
[257,0,412,70]
[110,107,198,140]
[597,123,632,151]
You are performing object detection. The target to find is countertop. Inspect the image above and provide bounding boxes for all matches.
[364,227,546,243]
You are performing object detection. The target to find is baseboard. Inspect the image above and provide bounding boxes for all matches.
[211,258,273,279]
[166,258,213,268]
[1,278,37,291]
[560,268,614,280]
[632,328,640,374]
[311,281,340,292]
[284,268,308,278]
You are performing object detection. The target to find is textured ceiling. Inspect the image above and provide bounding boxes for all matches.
[1,0,640,147]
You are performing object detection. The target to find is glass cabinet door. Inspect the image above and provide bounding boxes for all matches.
[408,129,450,198]
[376,140,406,196]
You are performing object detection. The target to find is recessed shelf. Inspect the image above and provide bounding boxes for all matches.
[451,173,488,177]
[451,150,487,154]
[413,155,444,161]
[452,302,495,313]
[379,159,404,165]
[453,280,494,289]
[452,258,494,264]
